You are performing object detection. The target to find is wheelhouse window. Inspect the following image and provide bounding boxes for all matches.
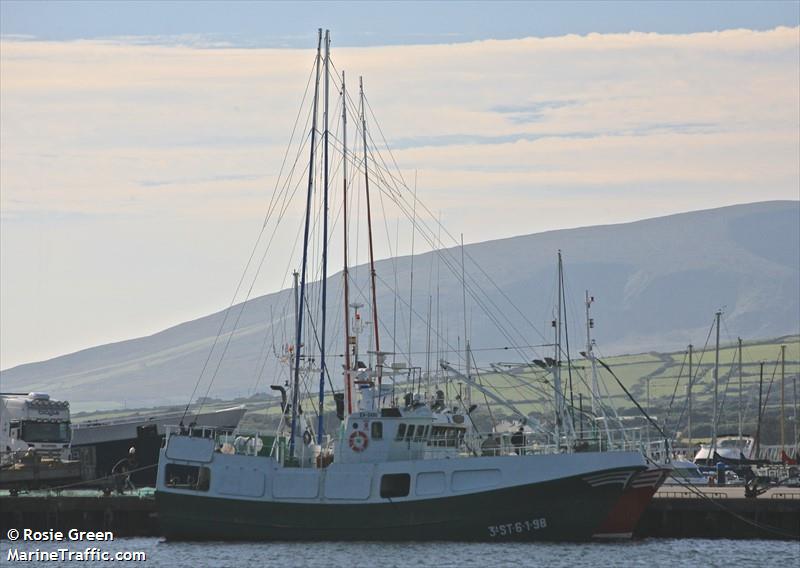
[371,421,383,440]
[395,423,406,440]
[164,464,210,491]
[380,473,410,498]
[405,425,416,441]
[429,426,462,448]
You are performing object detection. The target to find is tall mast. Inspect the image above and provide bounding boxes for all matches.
[584,291,609,446]
[360,76,382,404]
[435,212,442,389]
[461,234,471,409]
[756,361,764,459]
[316,29,330,445]
[426,295,432,396]
[341,70,353,417]
[292,270,299,412]
[552,251,564,447]
[585,291,595,416]
[793,367,798,457]
[293,271,299,350]
[408,172,418,365]
[737,337,743,441]
[289,29,322,459]
[711,309,721,459]
[687,343,693,446]
[780,344,786,455]
[559,254,574,431]
[287,270,299,435]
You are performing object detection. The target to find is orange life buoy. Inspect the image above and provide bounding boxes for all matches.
[349,430,369,452]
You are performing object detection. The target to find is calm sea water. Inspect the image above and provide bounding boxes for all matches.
[6,538,798,567]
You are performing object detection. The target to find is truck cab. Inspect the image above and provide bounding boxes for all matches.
[1,392,72,464]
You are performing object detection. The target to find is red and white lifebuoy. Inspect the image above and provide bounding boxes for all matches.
[349,430,369,452]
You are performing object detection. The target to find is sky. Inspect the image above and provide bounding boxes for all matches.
[1,1,799,369]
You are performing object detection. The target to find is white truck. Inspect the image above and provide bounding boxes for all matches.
[1,392,80,492]
[1,392,72,463]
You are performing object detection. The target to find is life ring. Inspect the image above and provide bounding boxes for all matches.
[349,430,369,452]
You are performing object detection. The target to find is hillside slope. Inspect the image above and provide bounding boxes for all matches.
[2,200,797,409]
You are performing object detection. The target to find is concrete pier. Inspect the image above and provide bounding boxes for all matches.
[635,486,800,539]
[0,490,158,537]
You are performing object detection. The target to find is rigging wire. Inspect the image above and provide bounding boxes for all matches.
[181,59,318,423]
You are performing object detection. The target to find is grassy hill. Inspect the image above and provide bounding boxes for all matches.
[74,334,799,446]
[3,201,798,409]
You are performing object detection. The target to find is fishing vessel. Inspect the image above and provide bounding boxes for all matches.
[156,29,654,541]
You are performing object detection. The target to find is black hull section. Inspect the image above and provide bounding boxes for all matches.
[157,472,627,542]
[73,435,163,486]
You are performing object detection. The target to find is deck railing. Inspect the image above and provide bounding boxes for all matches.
[164,423,660,468]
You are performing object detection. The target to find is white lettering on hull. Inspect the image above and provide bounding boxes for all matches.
[487,517,547,537]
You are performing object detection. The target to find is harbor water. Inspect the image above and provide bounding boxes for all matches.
[5,538,798,567]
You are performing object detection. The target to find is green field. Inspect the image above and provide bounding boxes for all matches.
[73,334,800,445]
[467,334,800,444]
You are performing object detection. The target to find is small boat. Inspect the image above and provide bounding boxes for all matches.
[693,435,756,466]
[662,459,709,485]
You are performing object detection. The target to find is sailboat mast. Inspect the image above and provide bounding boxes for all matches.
[341,71,353,417]
[711,310,721,458]
[316,29,330,445]
[780,344,786,455]
[426,295,432,396]
[360,76,382,403]
[559,255,574,431]
[794,367,798,457]
[585,292,597,415]
[461,235,468,376]
[585,291,609,445]
[738,337,743,441]
[293,271,299,348]
[289,29,322,459]
[687,343,693,446]
[756,361,764,459]
[408,173,417,365]
[461,234,471,408]
[552,251,563,447]
[292,270,299,417]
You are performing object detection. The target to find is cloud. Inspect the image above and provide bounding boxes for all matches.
[388,121,722,150]
[1,27,798,367]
